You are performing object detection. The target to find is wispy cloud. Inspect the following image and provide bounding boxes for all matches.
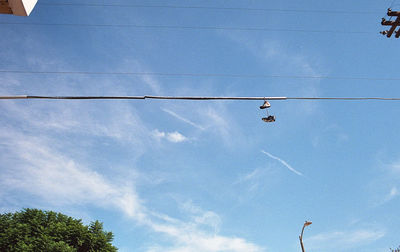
[261,150,303,176]
[306,229,385,251]
[197,104,244,147]
[180,200,221,234]
[147,234,262,252]
[143,200,263,252]
[222,33,324,116]
[234,168,265,192]
[0,132,262,251]
[388,161,400,176]
[0,39,262,251]
[162,108,205,130]
[202,107,230,138]
[0,98,262,252]
[164,102,243,147]
[0,129,145,220]
[240,168,264,183]
[125,60,163,95]
[1,100,152,154]
[368,158,400,207]
[384,186,399,203]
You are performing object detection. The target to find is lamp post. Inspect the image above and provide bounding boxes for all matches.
[299,221,312,252]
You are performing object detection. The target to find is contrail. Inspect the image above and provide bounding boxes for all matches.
[162,108,205,130]
[261,150,303,176]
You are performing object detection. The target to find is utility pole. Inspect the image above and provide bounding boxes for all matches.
[299,221,312,252]
[381,8,400,38]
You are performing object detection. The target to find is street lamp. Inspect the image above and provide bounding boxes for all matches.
[299,221,312,252]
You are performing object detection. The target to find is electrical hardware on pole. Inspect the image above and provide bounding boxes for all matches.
[381,8,400,38]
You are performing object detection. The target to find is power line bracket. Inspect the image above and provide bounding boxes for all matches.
[381,8,400,38]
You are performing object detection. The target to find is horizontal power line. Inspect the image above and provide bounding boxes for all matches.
[1,70,396,81]
[38,2,378,15]
[0,22,373,34]
[1,95,400,101]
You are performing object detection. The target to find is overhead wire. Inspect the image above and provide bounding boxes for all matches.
[0,4,391,102]
[0,3,385,91]
[1,95,400,101]
[0,69,398,81]
[37,2,378,15]
[0,3,377,34]
[0,22,373,34]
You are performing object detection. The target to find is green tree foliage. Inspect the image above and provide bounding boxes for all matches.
[0,208,117,252]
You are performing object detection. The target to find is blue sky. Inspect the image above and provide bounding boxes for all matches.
[1,0,400,251]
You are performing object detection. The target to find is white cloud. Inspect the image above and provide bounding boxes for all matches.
[306,229,385,251]
[152,129,188,143]
[261,150,303,176]
[145,222,263,252]
[167,131,188,143]
[153,129,166,138]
